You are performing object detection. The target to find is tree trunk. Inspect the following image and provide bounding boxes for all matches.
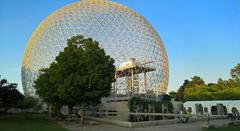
[68,105,73,120]
[81,103,85,124]
[55,104,62,120]
[4,107,9,114]
[57,104,64,120]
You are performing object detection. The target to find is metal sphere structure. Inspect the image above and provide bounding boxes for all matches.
[22,0,169,96]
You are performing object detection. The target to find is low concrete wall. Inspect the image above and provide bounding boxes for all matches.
[86,116,228,128]
[87,116,181,127]
[86,116,132,127]
[131,119,179,127]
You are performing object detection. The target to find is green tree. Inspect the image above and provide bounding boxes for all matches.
[34,35,115,123]
[176,64,240,101]
[34,67,63,119]
[184,84,211,101]
[175,79,189,101]
[0,76,24,113]
[17,96,42,119]
[231,64,240,80]
[188,76,206,87]
[178,76,206,101]
[168,91,177,100]
[230,64,240,87]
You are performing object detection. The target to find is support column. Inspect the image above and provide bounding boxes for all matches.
[114,72,117,98]
[131,68,134,97]
[144,71,147,97]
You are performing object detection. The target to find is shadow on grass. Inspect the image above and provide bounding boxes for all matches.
[202,125,240,131]
[0,114,69,131]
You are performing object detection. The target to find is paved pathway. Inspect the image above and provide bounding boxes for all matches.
[58,119,231,131]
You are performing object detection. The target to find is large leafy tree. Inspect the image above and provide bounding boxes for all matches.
[183,76,206,101]
[17,96,42,119]
[172,64,240,101]
[231,64,240,80]
[231,64,240,87]
[168,91,177,100]
[0,76,24,112]
[34,67,63,118]
[175,79,189,101]
[34,35,115,123]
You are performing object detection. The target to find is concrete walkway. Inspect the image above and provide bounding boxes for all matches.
[58,119,231,131]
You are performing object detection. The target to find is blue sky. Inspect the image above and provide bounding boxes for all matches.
[0,0,239,93]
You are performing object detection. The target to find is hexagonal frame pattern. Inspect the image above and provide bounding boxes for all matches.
[21,0,169,96]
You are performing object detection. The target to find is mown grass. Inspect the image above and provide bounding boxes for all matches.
[0,114,69,131]
[202,125,240,131]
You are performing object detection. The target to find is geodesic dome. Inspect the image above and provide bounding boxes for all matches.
[22,0,169,96]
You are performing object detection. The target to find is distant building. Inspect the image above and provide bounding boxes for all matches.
[184,100,240,115]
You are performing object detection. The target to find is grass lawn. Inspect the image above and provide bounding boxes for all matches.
[0,114,69,131]
[202,125,240,131]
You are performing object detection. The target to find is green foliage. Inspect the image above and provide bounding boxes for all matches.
[17,97,42,119]
[174,64,240,101]
[0,76,24,112]
[17,97,42,112]
[231,63,240,79]
[34,35,115,122]
[231,64,240,87]
[34,68,61,106]
[161,94,172,101]
[183,77,240,101]
[175,77,203,101]
[168,91,177,100]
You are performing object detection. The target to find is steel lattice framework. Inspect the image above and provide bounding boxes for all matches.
[22,0,169,96]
